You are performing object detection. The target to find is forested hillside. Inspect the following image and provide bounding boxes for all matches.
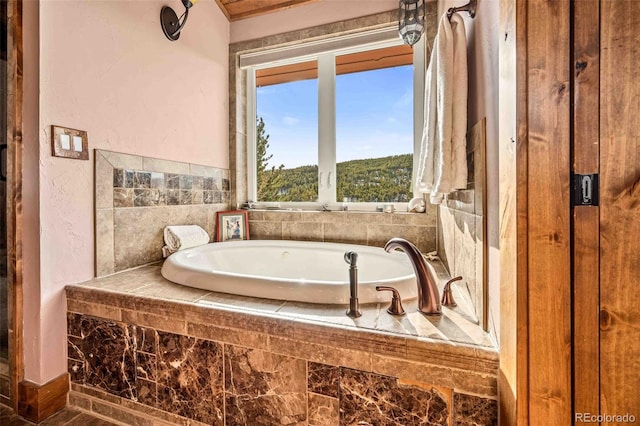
[259,154,413,203]
[256,117,413,203]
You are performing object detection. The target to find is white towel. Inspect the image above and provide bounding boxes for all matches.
[415,13,468,204]
[162,225,209,258]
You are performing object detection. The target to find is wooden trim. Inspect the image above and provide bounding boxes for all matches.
[526,0,572,422]
[17,374,69,423]
[212,0,231,20]
[515,0,529,423]
[498,0,525,423]
[6,0,24,412]
[598,0,640,414]
[255,45,413,87]
[571,0,600,416]
[221,0,319,22]
[256,59,317,87]
[336,46,413,77]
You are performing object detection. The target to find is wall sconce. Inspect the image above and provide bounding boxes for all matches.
[398,0,426,46]
[161,0,199,41]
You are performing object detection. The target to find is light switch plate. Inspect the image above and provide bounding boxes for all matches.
[51,125,89,160]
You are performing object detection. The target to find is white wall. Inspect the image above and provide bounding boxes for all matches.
[440,0,500,339]
[24,0,230,384]
[231,0,399,42]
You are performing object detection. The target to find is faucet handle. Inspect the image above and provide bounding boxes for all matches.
[441,276,463,307]
[344,251,358,267]
[376,286,406,316]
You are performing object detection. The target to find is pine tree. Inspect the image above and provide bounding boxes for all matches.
[256,117,285,201]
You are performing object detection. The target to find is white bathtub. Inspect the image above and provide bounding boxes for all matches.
[161,240,418,304]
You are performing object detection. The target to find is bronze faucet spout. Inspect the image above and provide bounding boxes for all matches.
[384,237,441,315]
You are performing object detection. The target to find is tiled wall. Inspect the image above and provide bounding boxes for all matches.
[437,120,486,324]
[67,311,497,425]
[95,150,230,276]
[248,209,437,253]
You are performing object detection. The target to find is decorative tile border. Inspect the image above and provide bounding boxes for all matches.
[111,168,230,208]
[95,150,230,276]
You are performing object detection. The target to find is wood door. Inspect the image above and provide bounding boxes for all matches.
[599,0,640,416]
[574,0,640,419]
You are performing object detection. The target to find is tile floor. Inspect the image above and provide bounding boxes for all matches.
[0,404,121,425]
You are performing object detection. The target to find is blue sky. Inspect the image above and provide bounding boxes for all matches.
[256,65,414,169]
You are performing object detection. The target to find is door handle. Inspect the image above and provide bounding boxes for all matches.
[0,144,7,182]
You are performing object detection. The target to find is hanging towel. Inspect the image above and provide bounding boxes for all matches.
[162,225,210,258]
[415,13,468,204]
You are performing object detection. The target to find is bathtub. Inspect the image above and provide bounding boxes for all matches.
[161,240,418,304]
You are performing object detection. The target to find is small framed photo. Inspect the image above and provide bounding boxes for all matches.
[216,210,250,242]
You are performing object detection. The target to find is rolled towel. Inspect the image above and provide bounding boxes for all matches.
[162,225,209,257]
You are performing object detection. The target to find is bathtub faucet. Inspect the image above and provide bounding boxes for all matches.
[383,238,441,316]
[344,251,362,318]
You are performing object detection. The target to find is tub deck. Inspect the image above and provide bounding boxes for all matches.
[65,262,499,425]
[68,261,495,351]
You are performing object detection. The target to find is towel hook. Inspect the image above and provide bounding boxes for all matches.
[447,0,477,20]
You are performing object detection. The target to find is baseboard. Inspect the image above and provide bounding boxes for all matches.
[18,373,69,423]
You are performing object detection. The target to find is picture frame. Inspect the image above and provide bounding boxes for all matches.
[215,210,250,242]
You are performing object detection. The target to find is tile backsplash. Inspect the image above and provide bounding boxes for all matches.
[95,150,230,276]
[94,149,436,277]
[248,209,437,254]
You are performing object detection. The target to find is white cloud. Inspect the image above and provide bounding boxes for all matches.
[394,88,413,109]
[282,116,300,126]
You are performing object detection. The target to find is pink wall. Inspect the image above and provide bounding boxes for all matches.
[21,0,499,386]
[230,0,399,42]
[23,0,230,384]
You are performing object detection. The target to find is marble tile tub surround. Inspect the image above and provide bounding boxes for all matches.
[66,290,498,425]
[95,150,230,276]
[66,264,498,426]
[248,208,437,253]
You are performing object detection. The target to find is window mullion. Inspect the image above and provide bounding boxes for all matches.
[412,37,426,197]
[317,53,336,203]
[247,68,257,202]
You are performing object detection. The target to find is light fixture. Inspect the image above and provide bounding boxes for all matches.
[161,0,199,41]
[398,0,426,46]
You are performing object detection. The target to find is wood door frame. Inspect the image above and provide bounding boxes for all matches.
[523,0,573,422]
[4,0,23,411]
[501,0,574,423]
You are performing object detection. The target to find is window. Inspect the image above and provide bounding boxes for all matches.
[244,29,425,209]
[256,61,319,201]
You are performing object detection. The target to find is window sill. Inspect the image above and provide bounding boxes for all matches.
[243,202,425,214]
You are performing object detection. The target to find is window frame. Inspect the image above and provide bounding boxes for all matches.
[244,28,425,211]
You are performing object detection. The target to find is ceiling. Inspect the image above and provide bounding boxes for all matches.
[214,0,319,21]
